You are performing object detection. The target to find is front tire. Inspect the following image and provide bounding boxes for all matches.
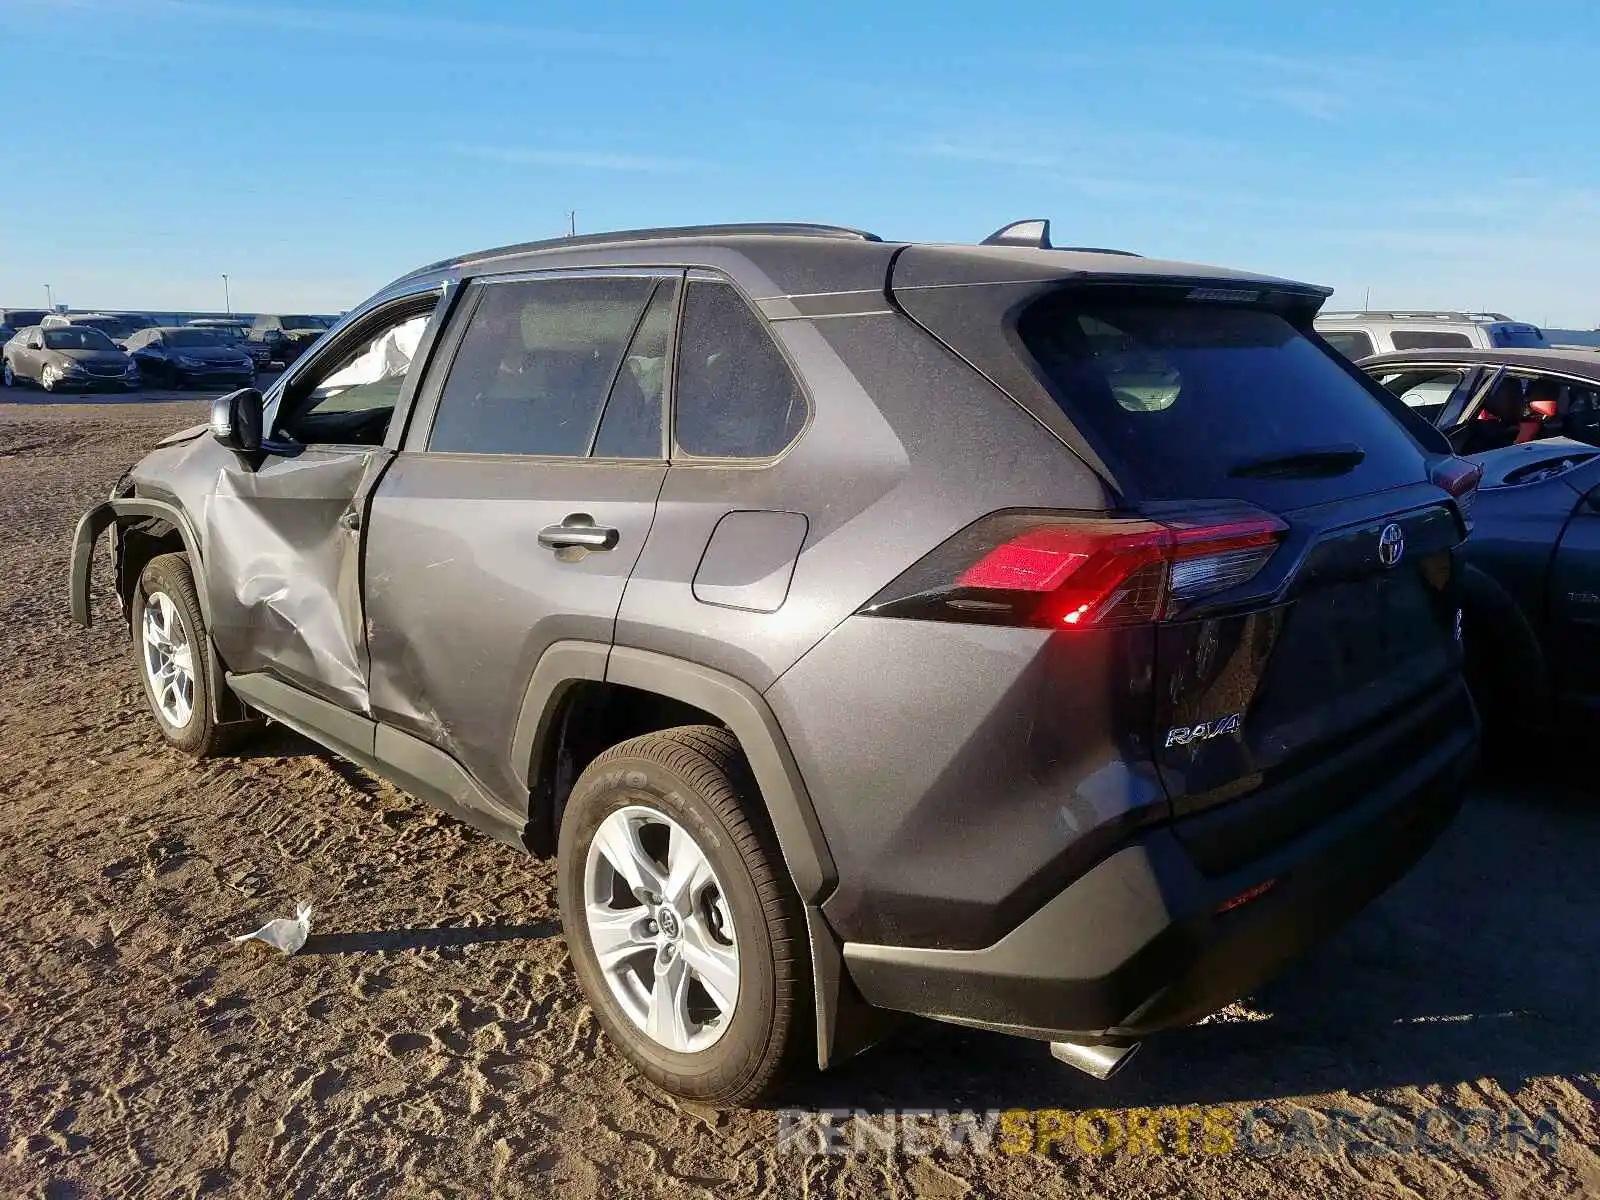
[131,552,257,757]
[557,725,811,1105]
[2,360,14,388]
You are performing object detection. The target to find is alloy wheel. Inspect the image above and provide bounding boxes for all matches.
[141,590,195,727]
[583,805,740,1053]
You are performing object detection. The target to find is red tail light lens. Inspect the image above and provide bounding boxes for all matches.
[863,508,1288,629]
[1431,457,1482,529]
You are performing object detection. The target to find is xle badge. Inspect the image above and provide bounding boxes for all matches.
[1165,712,1245,748]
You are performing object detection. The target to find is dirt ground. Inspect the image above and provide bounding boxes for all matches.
[2,396,1598,1200]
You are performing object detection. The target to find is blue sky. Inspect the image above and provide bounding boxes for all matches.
[3,0,1599,325]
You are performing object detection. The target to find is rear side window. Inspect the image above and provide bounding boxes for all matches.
[674,280,806,458]
[428,276,655,456]
[1390,330,1472,350]
[1018,296,1426,501]
[1320,330,1375,359]
[1491,325,1547,348]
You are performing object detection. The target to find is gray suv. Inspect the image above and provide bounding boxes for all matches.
[70,221,1480,1104]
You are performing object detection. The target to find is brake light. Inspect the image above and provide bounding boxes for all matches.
[863,508,1288,629]
[1431,458,1483,529]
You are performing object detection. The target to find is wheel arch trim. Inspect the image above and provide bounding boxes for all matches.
[511,640,837,903]
[70,497,209,629]
[511,641,881,1071]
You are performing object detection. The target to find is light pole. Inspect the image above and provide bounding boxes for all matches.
[44,283,53,310]
[222,273,231,315]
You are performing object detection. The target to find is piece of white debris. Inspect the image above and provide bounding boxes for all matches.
[229,901,313,955]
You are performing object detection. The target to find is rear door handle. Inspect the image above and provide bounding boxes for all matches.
[538,515,619,552]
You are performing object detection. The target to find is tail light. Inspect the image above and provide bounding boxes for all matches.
[1431,458,1483,530]
[861,507,1288,629]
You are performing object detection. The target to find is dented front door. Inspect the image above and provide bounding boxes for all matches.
[203,446,389,712]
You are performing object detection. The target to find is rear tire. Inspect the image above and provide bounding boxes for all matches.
[131,552,260,757]
[557,725,811,1105]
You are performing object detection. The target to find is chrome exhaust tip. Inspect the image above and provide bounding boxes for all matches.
[1049,1039,1141,1080]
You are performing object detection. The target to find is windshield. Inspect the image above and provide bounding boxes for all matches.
[165,330,222,348]
[44,328,119,352]
[280,315,329,331]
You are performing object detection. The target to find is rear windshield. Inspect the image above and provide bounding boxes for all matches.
[1017,296,1427,501]
[1491,325,1547,348]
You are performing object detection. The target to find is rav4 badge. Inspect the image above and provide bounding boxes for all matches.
[1165,713,1245,749]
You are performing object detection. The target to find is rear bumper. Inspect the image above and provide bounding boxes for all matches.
[841,704,1475,1042]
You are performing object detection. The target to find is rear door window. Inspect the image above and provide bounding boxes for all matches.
[1390,330,1473,350]
[1320,329,1375,359]
[593,278,676,458]
[428,275,655,456]
[1018,295,1428,502]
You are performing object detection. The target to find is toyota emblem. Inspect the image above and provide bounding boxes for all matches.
[1378,522,1405,568]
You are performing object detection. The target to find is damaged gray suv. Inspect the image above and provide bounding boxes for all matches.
[71,220,1481,1105]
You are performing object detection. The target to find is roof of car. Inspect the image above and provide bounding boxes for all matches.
[394,222,1328,301]
[1359,346,1600,378]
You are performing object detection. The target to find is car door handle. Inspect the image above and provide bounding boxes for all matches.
[538,516,619,552]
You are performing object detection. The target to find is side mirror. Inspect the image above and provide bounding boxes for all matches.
[210,388,263,453]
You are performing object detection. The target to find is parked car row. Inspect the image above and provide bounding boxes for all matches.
[69,218,1487,1106]
[1,309,340,394]
[2,324,140,392]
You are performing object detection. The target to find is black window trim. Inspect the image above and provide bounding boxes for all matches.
[406,265,684,463]
[265,280,451,453]
[667,267,814,468]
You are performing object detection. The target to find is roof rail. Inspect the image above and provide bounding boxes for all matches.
[979,218,1141,256]
[1319,309,1519,323]
[420,222,882,276]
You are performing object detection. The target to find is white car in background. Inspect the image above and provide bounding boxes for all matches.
[1316,310,1548,360]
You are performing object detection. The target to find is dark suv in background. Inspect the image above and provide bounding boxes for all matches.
[248,313,334,366]
[0,307,50,345]
[71,220,1480,1105]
